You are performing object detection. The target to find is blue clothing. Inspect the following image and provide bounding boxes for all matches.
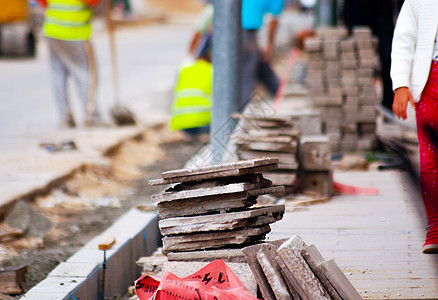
[241,0,285,30]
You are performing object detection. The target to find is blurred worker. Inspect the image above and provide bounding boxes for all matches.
[36,0,103,128]
[391,0,438,253]
[240,0,285,109]
[188,1,213,60]
[342,0,395,113]
[187,0,285,110]
[170,37,213,141]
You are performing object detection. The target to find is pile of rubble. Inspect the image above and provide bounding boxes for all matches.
[304,26,379,153]
[148,158,286,262]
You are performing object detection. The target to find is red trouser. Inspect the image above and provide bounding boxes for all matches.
[416,60,438,227]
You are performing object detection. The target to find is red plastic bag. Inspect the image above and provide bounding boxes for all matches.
[135,259,260,300]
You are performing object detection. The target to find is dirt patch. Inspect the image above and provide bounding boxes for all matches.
[0,124,204,296]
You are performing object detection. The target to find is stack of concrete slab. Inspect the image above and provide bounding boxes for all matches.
[148,158,286,261]
[243,236,362,300]
[304,26,379,153]
[232,114,301,193]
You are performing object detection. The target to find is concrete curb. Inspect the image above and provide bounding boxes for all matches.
[22,208,161,300]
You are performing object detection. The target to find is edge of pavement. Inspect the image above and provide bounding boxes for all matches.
[0,125,150,221]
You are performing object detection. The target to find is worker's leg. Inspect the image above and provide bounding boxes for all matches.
[69,40,101,126]
[47,38,75,127]
[415,60,438,253]
[257,59,280,97]
[241,30,259,110]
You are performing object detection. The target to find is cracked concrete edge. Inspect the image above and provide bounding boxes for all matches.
[0,127,147,222]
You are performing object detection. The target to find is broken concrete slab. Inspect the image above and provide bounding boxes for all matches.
[256,244,293,300]
[162,225,271,254]
[318,259,362,300]
[167,249,246,263]
[6,201,53,238]
[151,182,259,204]
[161,158,278,179]
[277,239,330,299]
[159,205,285,235]
[149,164,279,186]
[157,195,256,219]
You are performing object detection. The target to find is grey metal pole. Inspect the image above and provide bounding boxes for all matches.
[315,0,338,27]
[210,0,242,164]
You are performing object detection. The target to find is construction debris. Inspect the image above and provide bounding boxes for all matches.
[148,158,286,259]
[243,236,362,300]
[0,265,27,296]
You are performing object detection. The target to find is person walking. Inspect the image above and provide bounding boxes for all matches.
[240,0,285,109]
[36,0,103,128]
[342,0,395,114]
[391,0,438,253]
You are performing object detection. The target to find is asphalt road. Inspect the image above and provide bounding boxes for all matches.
[0,19,194,137]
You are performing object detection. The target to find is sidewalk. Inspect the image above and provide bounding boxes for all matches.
[270,169,438,299]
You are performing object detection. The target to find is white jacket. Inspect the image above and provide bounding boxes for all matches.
[391,0,438,101]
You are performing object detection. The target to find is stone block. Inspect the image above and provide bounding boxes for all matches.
[340,58,357,69]
[360,105,377,116]
[316,27,348,39]
[343,86,359,96]
[358,76,374,86]
[307,51,324,61]
[343,104,359,115]
[357,49,376,59]
[339,38,356,52]
[326,78,340,88]
[352,27,372,40]
[162,225,271,254]
[167,249,246,263]
[341,76,358,87]
[356,38,375,50]
[158,205,285,236]
[359,57,377,68]
[300,170,334,197]
[342,124,358,134]
[308,59,325,70]
[340,51,356,60]
[358,68,374,78]
[327,86,343,97]
[304,37,323,52]
[305,76,325,87]
[299,135,332,171]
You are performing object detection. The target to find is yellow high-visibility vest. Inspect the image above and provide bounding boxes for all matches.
[43,0,93,41]
[171,59,213,131]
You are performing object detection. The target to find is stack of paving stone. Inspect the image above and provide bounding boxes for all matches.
[243,236,362,300]
[231,113,302,194]
[148,158,286,262]
[304,26,379,153]
[299,135,333,197]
